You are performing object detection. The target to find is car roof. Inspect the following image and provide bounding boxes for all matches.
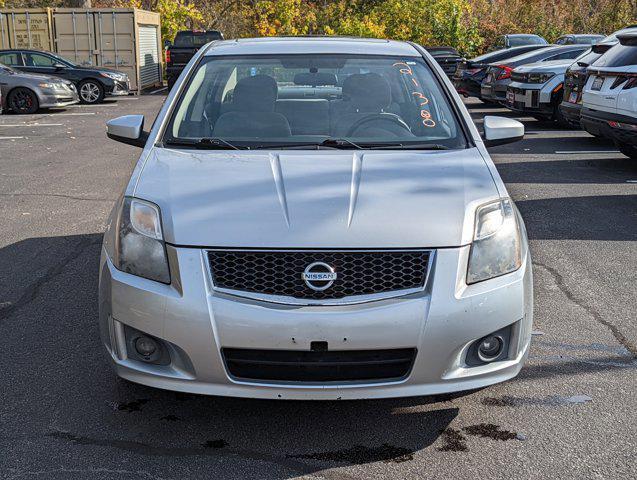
[506,34,544,38]
[204,36,421,57]
[501,44,587,63]
[0,48,55,54]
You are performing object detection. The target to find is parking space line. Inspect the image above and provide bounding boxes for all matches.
[67,103,119,108]
[0,124,63,127]
[45,112,95,116]
[149,87,168,94]
[555,150,620,154]
[0,136,25,140]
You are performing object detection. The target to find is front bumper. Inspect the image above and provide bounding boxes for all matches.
[559,100,582,127]
[104,78,130,96]
[505,83,556,118]
[38,90,79,108]
[581,107,637,146]
[99,243,533,400]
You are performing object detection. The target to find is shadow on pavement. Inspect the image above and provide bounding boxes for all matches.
[516,195,637,241]
[496,158,637,184]
[0,233,467,476]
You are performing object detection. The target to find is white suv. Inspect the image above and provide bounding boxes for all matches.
[581,32,637,158]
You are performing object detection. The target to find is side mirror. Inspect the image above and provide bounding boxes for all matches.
[106,115,149,148]
[482,116,524,147]
[53,63,66,70]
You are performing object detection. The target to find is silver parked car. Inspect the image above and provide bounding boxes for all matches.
[0,63,78,113]
[481,45,589,103]
[100,37,533,400]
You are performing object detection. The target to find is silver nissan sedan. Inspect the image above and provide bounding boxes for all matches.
[100,37,533,400]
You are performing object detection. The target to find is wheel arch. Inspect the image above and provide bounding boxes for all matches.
[6,85,40,111]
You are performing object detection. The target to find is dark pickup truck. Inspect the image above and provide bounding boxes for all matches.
[166,30,223,88]
[425,47,463,79]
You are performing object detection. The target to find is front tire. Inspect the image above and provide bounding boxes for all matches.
[78,79,104,104]
[8,88,39,114]
[616,141,637,159]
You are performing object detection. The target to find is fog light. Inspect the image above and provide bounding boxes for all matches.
[477,335,504,362]
[135,336,157,358]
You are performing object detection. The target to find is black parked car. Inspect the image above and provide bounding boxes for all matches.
[0,49,129,104]
[425,47,463,79]
[559,44,615,127]
[453,45,548,100]
[166,30,223,89]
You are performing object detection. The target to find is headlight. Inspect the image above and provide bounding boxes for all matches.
[113,197,170,283]
[38,82,56,89]
[100,71,126,81]
[467,199,522,284]
[527,72,555,84]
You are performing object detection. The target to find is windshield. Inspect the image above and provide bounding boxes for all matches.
[174,32,222,47]
[509,35,547,47]
[165,54,467,149]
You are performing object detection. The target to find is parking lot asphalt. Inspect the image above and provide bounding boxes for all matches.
[0,96,635,480]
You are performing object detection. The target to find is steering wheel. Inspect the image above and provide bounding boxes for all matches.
[345,113,412,137]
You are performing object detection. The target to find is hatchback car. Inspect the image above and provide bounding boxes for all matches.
[0,49,129,104]
[100,37,532,400]
[581,32,637,159]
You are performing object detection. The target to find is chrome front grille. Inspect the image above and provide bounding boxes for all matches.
[207,250,431,302]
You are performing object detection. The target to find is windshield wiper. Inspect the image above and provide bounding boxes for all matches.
[374,143,450,150]
[165,137,245,150]
[250,138,363,150]
[320,138,363,149]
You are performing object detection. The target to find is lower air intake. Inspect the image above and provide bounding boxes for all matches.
[222,348,417,382]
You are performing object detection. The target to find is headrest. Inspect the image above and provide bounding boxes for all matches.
[233,74,278,112]
[342,73,391,111]
[293,72,338,86]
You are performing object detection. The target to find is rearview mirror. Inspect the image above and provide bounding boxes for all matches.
[106,115,149,148]
[482,116,524,148]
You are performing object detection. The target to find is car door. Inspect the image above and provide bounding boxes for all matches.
[20,52,71,82]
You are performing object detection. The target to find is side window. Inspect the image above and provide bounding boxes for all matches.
[24,53,56,67]
[0,52,22,66]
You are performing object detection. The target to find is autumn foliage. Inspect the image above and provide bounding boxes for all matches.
[2,0,635,56]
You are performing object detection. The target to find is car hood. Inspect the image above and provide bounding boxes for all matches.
[133,147,500,248]
[7,71,63,82]
[514,59,573,74]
